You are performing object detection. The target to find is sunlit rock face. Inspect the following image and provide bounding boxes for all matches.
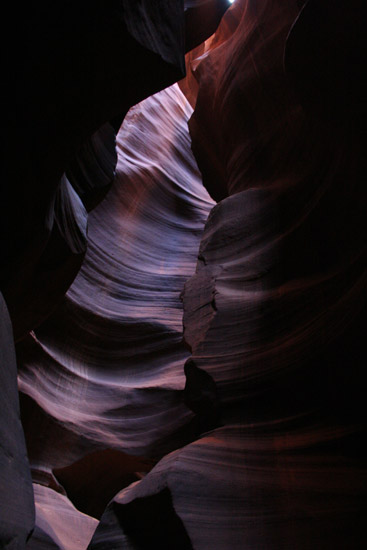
[89,0,366,547]
[1,1,230,342]
[17,83,213,521]
[26,484,98,550]
[2,1,188,341]
[1,2,228,543]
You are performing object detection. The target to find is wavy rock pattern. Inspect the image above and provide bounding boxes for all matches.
[90,424,366,550]
[5,122,118,341]
[3,0,190,340]
[183,0,366,545]
[7,176,89,342]
[17,83,213,478]
[183,189,366,422]
[26,484,98,550]
[4,120,118,342]
[1,2,228,542]
[186,0,366,418]
[2,1,366,548]
[89,1,366,547]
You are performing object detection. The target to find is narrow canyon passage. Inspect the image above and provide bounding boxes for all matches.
[1,1,366,548]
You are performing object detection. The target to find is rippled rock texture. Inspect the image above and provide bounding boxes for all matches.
[2,0,366,548]
[1,1,225,545]
[187,0,366,424]
[17,83,213,465]
[27,484,98,550]
[18,83,213,544]
[89,1,367,548]
[4,0,220,340]
[90,424,366,550]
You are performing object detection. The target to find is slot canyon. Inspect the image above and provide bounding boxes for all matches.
[1,1,366,548]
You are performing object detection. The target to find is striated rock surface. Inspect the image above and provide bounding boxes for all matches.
[89,1,366,547]
[185,0,366,420]
[3,0,188,339]
[183,189,366,422]
[89,424,367,549]
[2,1,366,547]
[6,176,89,342]
[2,2,228,543]
[182,0,367,545]
[26,484,98,550]
[17,83,213,499]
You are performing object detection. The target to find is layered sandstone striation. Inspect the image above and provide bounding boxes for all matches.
[89,1,366,548]
[1,1,366,548]
[18,83,214,544]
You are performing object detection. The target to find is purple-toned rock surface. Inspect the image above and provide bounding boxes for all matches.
[89,424,366,549]
[26,484,98,550]
[1,1,366,547]
[186,0,366,422]
[89,1,366,547]
[16,82,213,503]
[1,2,227,544]
[2,0,188,339]
[6,175,88,342]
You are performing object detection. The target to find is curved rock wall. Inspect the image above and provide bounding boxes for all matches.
[2,0,195,341]
[1,2,226,545]
[18,83,213,463]
[88,1,367,548]
[186,0,366,422]
[0,294,34,547]
[1,1,365,547]
[18,83,214,543]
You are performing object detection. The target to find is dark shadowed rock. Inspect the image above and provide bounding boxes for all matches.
[89,424,367,549]
[184,357,221,433]
[112,488,193,550]
[284,0,367,136]
[26,526,61,550]
[54,450,154,519]
[66,123,118,213]
[184,0,229,52]
[0,293,34,547]
[5,177,88,341]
